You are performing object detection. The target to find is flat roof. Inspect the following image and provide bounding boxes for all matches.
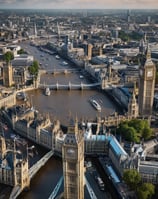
[109,136,127,157]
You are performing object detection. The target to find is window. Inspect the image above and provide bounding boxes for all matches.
[69,187,76,194]
[68,162,76,171]
[69,176,76,183]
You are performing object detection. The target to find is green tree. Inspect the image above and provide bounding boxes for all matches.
[125,127,139,143]
[142,127,153,140]
[137,183,155,199]
[116,119,152,143]
[4,51,14,63]
[17,49,26,54]
[28,60,39,80]
[128,119,145,134]
[118,31,129,42]
[123,169,141,190]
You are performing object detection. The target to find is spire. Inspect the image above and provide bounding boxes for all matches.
[145,42,151,60]
[144,32,147,43]
[132,90,136,101]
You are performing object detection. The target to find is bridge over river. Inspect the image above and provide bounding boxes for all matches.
[38,82,102,90]
[9,150,54,199]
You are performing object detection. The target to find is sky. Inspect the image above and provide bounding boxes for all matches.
[0,0,158,9]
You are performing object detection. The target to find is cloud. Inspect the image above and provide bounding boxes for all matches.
[0,0,157,8]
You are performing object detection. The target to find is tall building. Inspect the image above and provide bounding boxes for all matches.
[34,23,37,38]
[138,45,156,117]
[3,62,13,87]
[128,90,138,118]
[62,119,84,199]
[0,136,6,160]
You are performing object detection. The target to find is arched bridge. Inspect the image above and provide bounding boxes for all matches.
[39,82,101,90]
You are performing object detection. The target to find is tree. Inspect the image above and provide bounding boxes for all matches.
[125,127,139,143]
[17,49,27,54]
[116,119,152,143]
[28,60,39,80]
[142,127,153,140]
[137,183,155,199]
[4,51,14,63]
[128,119,145,134]
[123,169,141,190]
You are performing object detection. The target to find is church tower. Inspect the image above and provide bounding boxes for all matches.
[3,62,13,87]
[0,136,6,160]
[128,90,138,118]
[62,119,84,199]
[138,45,156,117]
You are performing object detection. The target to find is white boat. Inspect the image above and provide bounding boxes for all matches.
[79,75,84,79]
[55,55,60,59]
[91,100,101,111]
[16,92,27,101]
[62,61,68,66]
[45,87,50,96]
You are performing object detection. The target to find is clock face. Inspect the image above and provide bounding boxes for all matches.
[67,148,76,157]
[67,148,75,154]
[147,69,153,77]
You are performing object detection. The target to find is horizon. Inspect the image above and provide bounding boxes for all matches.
[0,0,158,10]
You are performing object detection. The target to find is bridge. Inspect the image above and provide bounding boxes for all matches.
[29,150,54,179]
[47,175,97,199]
[39,82,101,90]
[85,175,97,199]
[48,176,63,199]
[9,185,21,199]
[9,150,54,199]
[48,68,81,75]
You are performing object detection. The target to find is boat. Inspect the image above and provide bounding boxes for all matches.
[90,99,101,111]
[16,92,27,101]
[55,55,60,59]
[45,87,50,96]
[62,61,68,66]
[79,75,84,79]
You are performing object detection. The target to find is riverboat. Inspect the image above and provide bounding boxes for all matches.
[16,92,27,101]
[90,99,101,111]
[55,55,60,59]
[62,61,68,66]
[45,87,50,96]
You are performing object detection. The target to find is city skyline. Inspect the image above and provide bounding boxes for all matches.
[0,0,158,9]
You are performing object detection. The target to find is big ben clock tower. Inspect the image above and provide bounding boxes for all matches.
[62,119,84,199]
[138,45,156,117]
